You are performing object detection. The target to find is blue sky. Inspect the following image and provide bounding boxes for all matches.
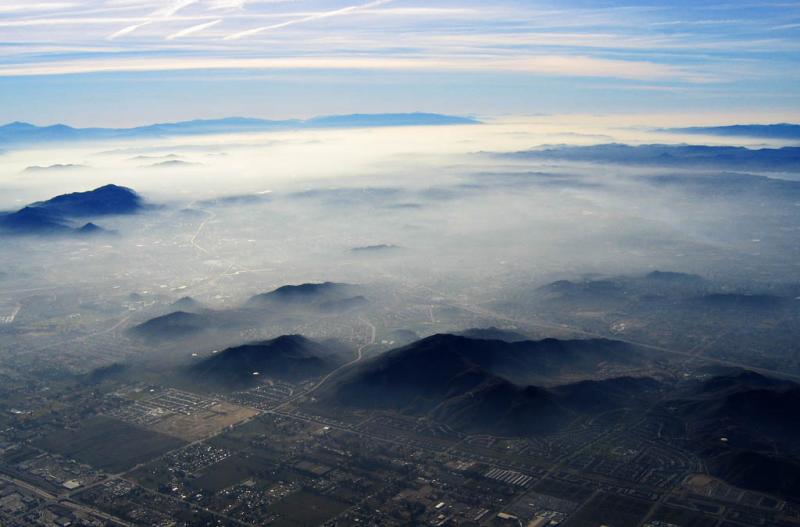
[0,0,798,126]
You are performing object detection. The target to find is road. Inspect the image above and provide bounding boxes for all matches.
[0,472,134,526]
[273,317,376,412]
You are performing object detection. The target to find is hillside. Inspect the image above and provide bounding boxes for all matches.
[246,282,367,313]
[128,311,213,341]
[0,184,143,235]
[188,335,347,390]
[320,334,656,436]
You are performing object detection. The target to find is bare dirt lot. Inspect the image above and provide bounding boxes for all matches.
[150,403,259,441]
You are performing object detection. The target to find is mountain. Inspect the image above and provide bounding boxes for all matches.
[29,184,142,217]
[323,334,570,435]
[643,270,705,284]
[0,184,143,235]
[145,160,201,168]
[456,327,529,342]
[129,283,368,345]
[696,369,796,394]
[668,370,800,499]
[188,335,347,390]
[248,282,349,305]
[386,329,420,345]
[378,334,645,386]
[552,376,662,413]
[22,163,86,173]
[316,295,369,314]
[350,244,402,253]
[171,297,204,312]
[500,144,800,171]
[665,123,800,140]
[305,113,478,128]
[129,311,213,341]
[246,282,366,313]
[0,206,71,234]
[77,222,106,235]
[706,451,800,501]
[320,334,652,436]
[679,371,800,443]
[0,114,480,147]
[534,271,711,308]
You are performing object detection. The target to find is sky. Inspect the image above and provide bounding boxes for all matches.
[0,0,799,126]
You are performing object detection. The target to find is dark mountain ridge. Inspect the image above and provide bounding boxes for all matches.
[501,143,800,171]
[188,335,347,390]
[0,184,143,235]
[664,123,800,140]
[667,370,800,500]
[129,311,215,342]
[456,327,529,342]
[320,334,655,436]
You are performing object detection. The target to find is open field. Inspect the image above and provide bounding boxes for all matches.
[269,490,351,527]
[36,416,186,473]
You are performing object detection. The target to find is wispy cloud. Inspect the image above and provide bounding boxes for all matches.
[166,18,222,39]
[108,20,153,39]
[0,54,706,83]
[0,0,798,93]
[0,2,77,13]
[108,0,199,39]
[224,0,393,40]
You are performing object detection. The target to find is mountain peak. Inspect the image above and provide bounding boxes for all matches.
[187,334,344,389]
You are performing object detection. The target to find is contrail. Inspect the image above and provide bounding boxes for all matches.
[108,21,152,39]
[166,19,222,40]
[154,0,200,19]
[224,0,392,40]
[108,0,199,39]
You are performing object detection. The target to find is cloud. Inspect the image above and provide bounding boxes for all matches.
[0,0,795,96]
[166,19,223,39]
[224,0,393,40]
[108,21,153,39]
[0,54,703,83]
[108,0,199,39]
[0,2,77,13]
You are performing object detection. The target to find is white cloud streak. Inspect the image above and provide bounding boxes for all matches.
[108,0,199,39]
[0,54,706,83]
[0,3,77,13]
[166,18,222,39]
[108,20,152,39]
[224,0,392,40]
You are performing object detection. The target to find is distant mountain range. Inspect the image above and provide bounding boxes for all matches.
[532,271,796,313]
[501,143,800,171]
[22,163,85,173]
[0,113,479,146]
[350,244,402,253]
[129,282,369,343]
[0,184,143,235]
[664,123,800,140]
